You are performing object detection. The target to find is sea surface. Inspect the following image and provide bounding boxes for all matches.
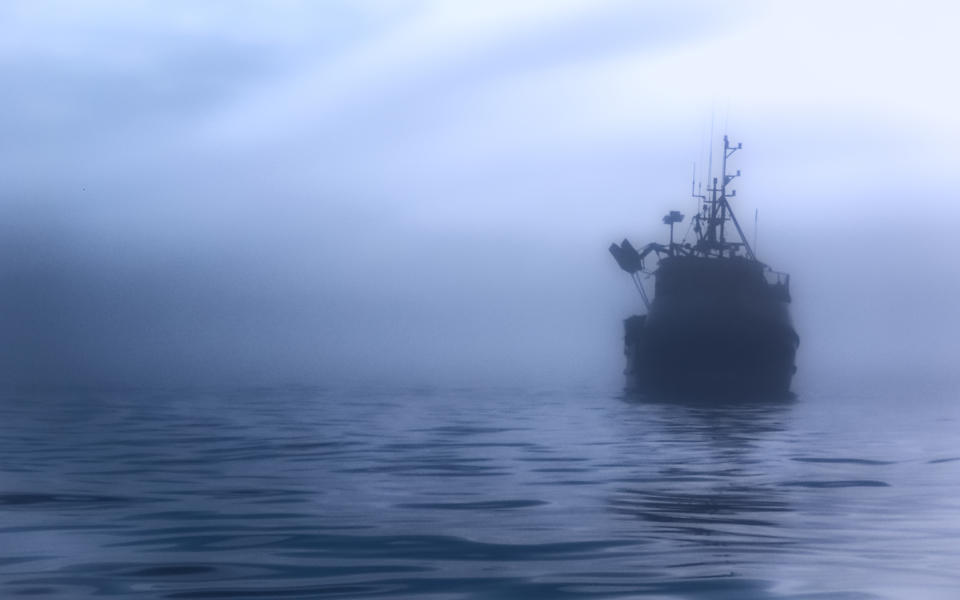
[1,374,959,599]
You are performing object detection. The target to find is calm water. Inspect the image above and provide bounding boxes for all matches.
[1,376,959,599]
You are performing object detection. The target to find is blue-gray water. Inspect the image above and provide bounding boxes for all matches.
[1,376,959,599]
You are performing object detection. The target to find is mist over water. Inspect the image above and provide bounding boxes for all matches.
[2,1,960,598]
[2,1,959,386]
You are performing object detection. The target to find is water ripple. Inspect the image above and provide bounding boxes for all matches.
[0,385,958,598]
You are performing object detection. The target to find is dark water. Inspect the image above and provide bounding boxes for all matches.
[1,376,959,599]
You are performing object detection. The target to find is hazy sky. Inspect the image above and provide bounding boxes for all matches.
[2,1,958,387]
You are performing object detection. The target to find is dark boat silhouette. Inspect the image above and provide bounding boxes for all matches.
[610,136,798,395]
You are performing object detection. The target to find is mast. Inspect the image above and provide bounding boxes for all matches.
[719,136,736,254]
[720,135,756,260]
[694,135,756,260]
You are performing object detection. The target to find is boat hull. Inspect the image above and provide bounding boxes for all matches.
[625,312,798,396]
[623,257,798,397]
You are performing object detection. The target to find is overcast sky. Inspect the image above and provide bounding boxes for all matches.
[1,1,958,387]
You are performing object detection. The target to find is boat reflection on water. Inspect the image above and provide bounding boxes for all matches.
[615,387,797,462]
[606,390,801,583]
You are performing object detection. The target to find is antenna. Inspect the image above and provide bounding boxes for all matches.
[689,162,706,244]
[706,113,715,197]
[754,208,759,258]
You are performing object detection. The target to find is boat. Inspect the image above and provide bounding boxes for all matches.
[609,136,798,396]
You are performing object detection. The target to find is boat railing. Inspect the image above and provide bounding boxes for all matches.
[763,269,791,301]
